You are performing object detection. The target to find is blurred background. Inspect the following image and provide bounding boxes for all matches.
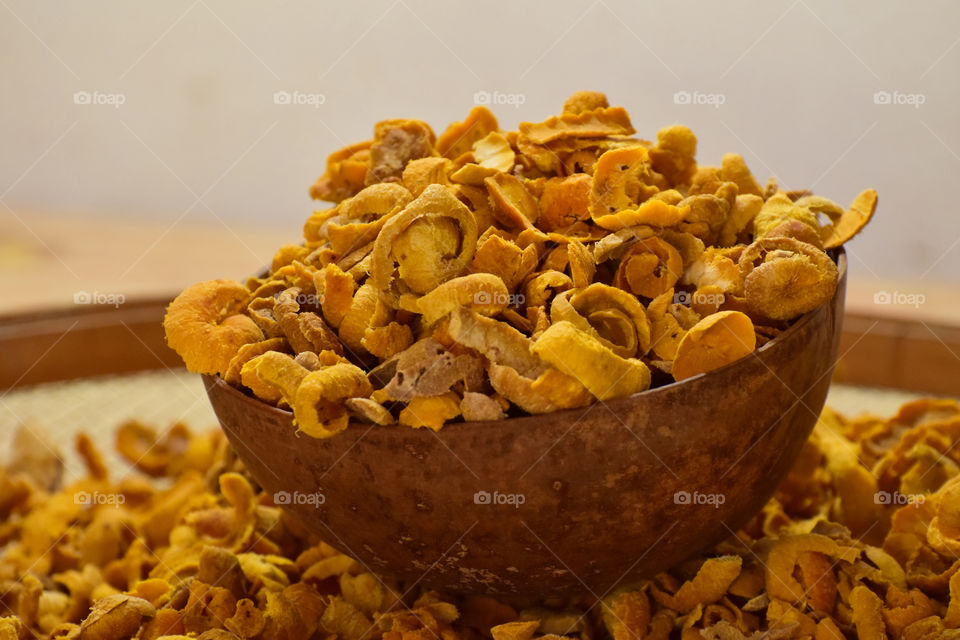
[0,0,958,474]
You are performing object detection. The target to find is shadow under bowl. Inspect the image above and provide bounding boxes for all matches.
[204,250,846,597]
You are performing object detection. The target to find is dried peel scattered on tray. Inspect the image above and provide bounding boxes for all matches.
[2,398,960,639]
[163,91,878,436]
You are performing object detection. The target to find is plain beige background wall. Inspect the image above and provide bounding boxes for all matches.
[2,0,959,289]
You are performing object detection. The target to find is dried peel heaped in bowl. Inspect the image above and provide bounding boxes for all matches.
[164,91,878,437]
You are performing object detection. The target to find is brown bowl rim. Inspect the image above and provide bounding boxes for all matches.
[208,249,846,431]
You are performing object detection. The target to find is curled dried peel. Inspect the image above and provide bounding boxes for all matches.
[447,307,546,377]
[398,392,461,431]
[293,363,373,438]
[719,153,762,196]
[652,556,742,613]
[361,322,413,360]
[401,157,452,196]
[648,124,697,186]
[436,105,499,159]
[417,273,510,325]
[589,146,658,222]
[470,234,539,291]
[487,363,592,414]
[224,338,290,386]
[473,131,515,172]
[647,289,686,360]
[753,192,820,240]
[338,183,413,222]
[518,106,635,145]
[370,184,478,304]
[164,279,264,376]
[740,237,838,321]
[310,140,371,203]
[614,236,683,299]
[551,283,651,358]
[672,310,756,381]
[523,271,572,308]
[567,238,595,288]
[718,194,763,247]
[485,173,539,228]
[593,198,687,231]
[365,118,436,185]
[822,189,877,249]
[538,174,592,232]
[765,535,861,607]
[241,351,310,406]
[531,321,651,401]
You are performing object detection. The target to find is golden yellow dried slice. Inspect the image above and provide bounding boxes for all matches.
[821,189,878,249]
[164,279,264,376]
[671,310,756,381]
[531,321,651,401]
[293,363,373,438]
[485,173,540,228]
[518,106,635,145]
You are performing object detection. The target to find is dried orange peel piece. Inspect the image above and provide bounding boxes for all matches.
[417,273,511,326]
[648,124,697,186]
[365,118,436,185]
[310,140,372,204]
[293,363,373,438]
[447,307,546,378]
[518,105,635,145]
[671,310,756,381]
[240,351,310,406]
[488,363,592,414]
[472,131,515,173]
[821,189,877,249]
[739,237,838,321]
[551,283,651,358]
[589,146,659,223]
[753,192,820,240]
[538,174,592,232]
[164,279,264,376]
[371,184,478,305]
[436,105,499,159]
[398,392,462,431]
[485,173,540,229]
[614,236,684,298]
[531,321,651,401]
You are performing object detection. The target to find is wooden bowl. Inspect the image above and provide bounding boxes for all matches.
[205,251,846,597]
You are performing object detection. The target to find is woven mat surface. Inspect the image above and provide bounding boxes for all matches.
[0,372,943,483]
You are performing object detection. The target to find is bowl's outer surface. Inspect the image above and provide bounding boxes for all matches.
[205,252,847,597]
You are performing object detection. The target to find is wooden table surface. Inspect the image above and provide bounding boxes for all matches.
[2,211,959,395]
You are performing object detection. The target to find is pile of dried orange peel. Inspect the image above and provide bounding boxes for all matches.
[163,92,877,436]
[3,398,960,639]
